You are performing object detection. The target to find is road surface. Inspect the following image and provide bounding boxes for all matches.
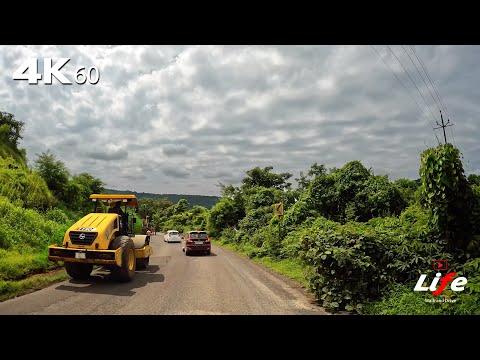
[0,235,327,315]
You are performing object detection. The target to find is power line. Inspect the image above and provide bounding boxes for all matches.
[401,45,442,114]
[372,45,452,147]
[410,46,458,149]
[370,45,426,116]
[410,45,448,114]
[387,45,437,122]
[410,45,450,119]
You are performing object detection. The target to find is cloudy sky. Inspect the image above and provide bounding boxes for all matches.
[1,45,479,196]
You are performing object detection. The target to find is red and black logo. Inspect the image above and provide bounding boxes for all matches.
[433,260,448,271]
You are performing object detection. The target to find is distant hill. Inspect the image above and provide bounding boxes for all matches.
[103,189,220,209]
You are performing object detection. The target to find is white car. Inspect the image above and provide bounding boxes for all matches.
[164,230,181,243]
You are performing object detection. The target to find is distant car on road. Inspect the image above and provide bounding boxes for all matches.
[164,230,181,243]
[182,230,210,256]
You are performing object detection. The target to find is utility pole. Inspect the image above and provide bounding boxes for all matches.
[433,110,453,144]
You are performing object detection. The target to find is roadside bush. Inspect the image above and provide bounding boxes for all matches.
[398,204,430,235]
[202,152,480,314]
[44,208,71,225]
[237,206,273,239]
[365,257,480,315]
[219,227,237,244]
[207,197,245,237]
[300,222,395,312]
[281,216,340,260]
[252,225,280,257]
[394,178,420,206]
[356,175,407,220]
[455,257,480,314]
[420,143,473,252]
[232,228,248,244]
[0,196,68,251]
[282,198,319,233]
[468,186,480,256]
[300,214,447,312]
[250,225,275,248]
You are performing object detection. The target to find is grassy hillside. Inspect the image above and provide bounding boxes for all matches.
[0,135,74,300]
[0,157,55,209]
[104,188,219,209]
[0,143,26,168]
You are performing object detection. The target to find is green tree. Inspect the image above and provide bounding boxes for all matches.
[34,151,70,201]
[174,199,190,214]
[420,144,473,252]
[0,111,27,164]
[65,172,105,211]
[74,173,105,194]
[242,166,292,191]
[218,183,241,199]
[295,162,326,190]
[188,205,209,231]
[294,160,406,224]
[0,111,25,150]
[394,178,420,205]
[138,197,173,220]
[64,179,84,207]
[332,161,373,222]
[305,171,337,220]
[468,174,480,187]
[218,183,245,211]
[244,186,283,212]
[357,175,407,220]
[207,197,245,237]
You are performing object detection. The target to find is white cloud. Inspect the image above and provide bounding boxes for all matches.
[1,45,479,195]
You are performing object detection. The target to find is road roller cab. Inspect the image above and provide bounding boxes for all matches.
[48,194,153,282]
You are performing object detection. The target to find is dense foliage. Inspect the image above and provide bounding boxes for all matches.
[143,198,209,233]
[34,151,105,212]
[0,112,106,291]
[209,144,480,314]
[0,157,55,209]
[420,144,470,252]
[0,111,26,164]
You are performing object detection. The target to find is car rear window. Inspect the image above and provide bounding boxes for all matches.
[169,231,179,235]
[189,232,208,239]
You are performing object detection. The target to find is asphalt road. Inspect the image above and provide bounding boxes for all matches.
[0,235,327,315]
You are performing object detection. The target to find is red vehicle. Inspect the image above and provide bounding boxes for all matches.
[183,230,211,256]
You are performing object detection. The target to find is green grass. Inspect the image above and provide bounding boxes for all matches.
[363,284,444,315]
[0,144,26,167]
[363,283,480,315]
[253,256,308,287]
[0,248,60,281]
[214,240,309,287]
[0,269,68,302]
